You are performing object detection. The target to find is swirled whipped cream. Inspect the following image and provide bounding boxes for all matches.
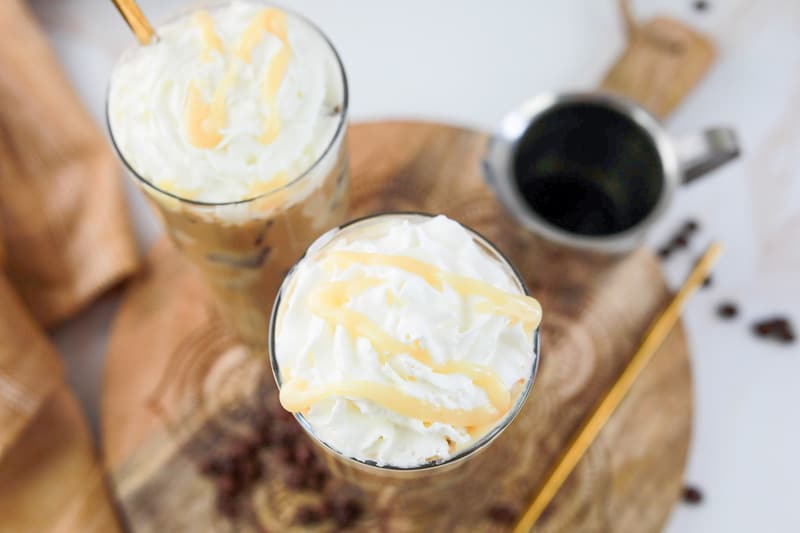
[274,215,541,467]
[108,1,344,203]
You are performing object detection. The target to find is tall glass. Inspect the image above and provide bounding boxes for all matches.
[268,213,540,497]
[107,3,349,351]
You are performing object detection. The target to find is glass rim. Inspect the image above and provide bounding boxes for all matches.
[268,211,542,473]
[105,0,349,208]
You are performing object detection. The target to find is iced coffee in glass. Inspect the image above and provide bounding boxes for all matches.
[108,1,348,350]
[269,213,542,476]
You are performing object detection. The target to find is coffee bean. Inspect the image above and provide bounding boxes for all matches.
[487,504,518,524]
[672,235,688,249]
[258,429,274,448]
[716,302,738,319]
[229,440,253,462]
[683,485,703,504]
[753,321,775,336]
[751,317,797,344]
[278,444,296,465]
[293,441,315,468]
[307,468,329,492]
[240,460,263,484]
[295,505,323,525]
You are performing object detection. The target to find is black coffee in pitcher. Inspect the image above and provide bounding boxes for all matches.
[513,103,664,236]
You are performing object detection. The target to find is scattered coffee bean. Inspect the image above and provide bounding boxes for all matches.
[716,302,738,319]
[752,317,796,344]
[683,485,703,504]
[295,505,323,525]
[487,504,518,524]
[672,235,688,249]
[753,321,776,337]
[658,218,702,261]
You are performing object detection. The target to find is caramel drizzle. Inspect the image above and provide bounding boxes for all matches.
[280,379,500,427]
[280,253,542,427]
[324,251,542,332]
[185,8,291,149]
[192,11,222,61]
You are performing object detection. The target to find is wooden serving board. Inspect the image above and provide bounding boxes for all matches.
[102,121,692,532]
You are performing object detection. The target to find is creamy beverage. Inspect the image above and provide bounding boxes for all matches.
[271,214,542,468]
[108,1,348,349]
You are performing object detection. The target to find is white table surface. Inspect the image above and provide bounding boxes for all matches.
[29,1,800,531]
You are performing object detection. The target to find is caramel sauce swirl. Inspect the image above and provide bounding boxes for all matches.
[185,8,291,149]
[279,252,541,427]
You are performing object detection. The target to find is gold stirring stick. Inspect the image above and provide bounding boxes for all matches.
[514,243,723,533]
[111,0,158,45]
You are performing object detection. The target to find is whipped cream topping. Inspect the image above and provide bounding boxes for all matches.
[274,215,541,467]
[108,1,344,203]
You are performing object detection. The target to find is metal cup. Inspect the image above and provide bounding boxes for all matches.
[483,92,740,253]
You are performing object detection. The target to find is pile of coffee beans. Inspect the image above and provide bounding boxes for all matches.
[199,437,264,517]
[196,401,363,527]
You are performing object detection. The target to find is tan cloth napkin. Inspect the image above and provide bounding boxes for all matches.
[0,0,139,327]
[0,270,62,459]
[0,384,123,532]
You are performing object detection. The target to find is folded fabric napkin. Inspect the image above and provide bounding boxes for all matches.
[0,0,139,327]
[0,268,62,460]
[0,384,122,532]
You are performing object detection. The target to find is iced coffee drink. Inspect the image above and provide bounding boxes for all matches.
[270,214,542,470]
[108,1,348,349]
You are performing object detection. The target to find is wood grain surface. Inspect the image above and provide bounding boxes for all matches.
[102,121,693,532]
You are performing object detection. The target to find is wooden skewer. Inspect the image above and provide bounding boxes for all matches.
[513,243,723,533]
[111,0,157,45]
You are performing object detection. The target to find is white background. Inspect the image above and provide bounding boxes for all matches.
[29,1,800,531]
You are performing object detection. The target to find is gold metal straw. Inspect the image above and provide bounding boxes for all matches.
[513,243,723,533]
[111,0,157,45]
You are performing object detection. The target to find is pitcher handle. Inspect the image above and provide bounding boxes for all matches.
[675,128,740,184]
